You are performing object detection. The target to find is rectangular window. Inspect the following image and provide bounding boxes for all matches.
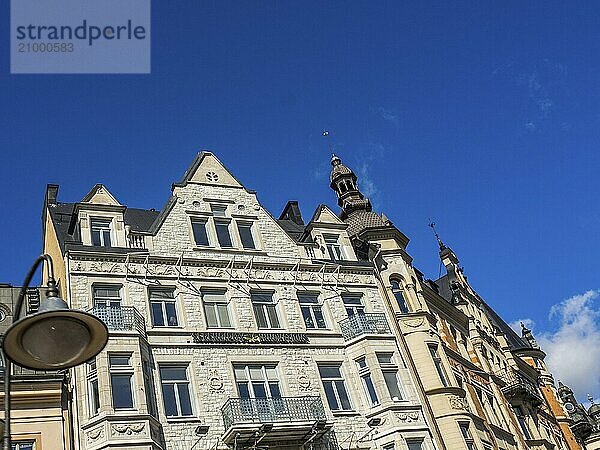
[318,365,352,411]
[149,289,178,327]
[91,218,112,247]
[377,353,404,401]
[323,234,344,260]
[234,364,281,398]
[110,354,134,410]
[202,290,231,328]
[459,422,475,450]
[211,204,227,217]
[429,345,449,387]
[11,442,35,450]
[191,218,209,246]
[251,292,280,329]
[143,359,156,417]
[215,220,233,248]
[86,359,100,416]
[298,292,327,329]
[93,285,121,308]
[513,406,532,439]
[407,441,424,450]
[356,357,379,406]
[160,364,193,417]
[342,293,365,316]
[237,222,256,249]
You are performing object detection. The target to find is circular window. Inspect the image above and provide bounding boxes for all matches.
[206,171,219,182]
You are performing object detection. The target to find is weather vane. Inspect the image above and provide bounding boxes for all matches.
[428,219,446,251]
[322,130,333,153]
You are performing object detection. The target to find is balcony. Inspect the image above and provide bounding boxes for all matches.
[127,233,146,249]
[88,306,146,337]
[221,396,331,446]
[338,313,391,341]
[496,369,543,406]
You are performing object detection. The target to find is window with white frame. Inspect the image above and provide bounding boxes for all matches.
[202,290,231,328]
[234,364,281,398]
[211,205,233,248]
[191,217,210,246]
[86,359,100,416]
[91,218,112,247]
[390,279,409,314]
[342,293,365,316]
[356,357,379,406]
[109,354,134,410]
[429,345,449,387]
[160,364,193,417]
[407,441,424,450]
[298,292,327,329]
[377,352,404,401]
[459,422,475,450]
[318,364,352,411]
[93,285,121,308]
[251,291,280,329]
[149,288,178,327]
[236,221,256,249]
[11,442,35,450]
[323,233,344,260]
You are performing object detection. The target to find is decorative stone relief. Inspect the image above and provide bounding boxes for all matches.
[111,423,146,436]
[448,395,469,411]
[209,370,224,391]
[86,427,104,442]
[403,318,425,328]
[297,369,311,390]
[397,411,420,423]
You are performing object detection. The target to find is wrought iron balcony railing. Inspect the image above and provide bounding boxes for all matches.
[88,306,146,336]
[338,313,391,341]
[496,369,543,405]
[221,396,326,430]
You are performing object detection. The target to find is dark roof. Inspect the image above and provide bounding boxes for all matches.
[277,219,307,242]
[48,202,159,252]
[434,274,530,350]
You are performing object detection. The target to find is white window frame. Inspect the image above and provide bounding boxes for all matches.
[92,285,122,308]
[202,290,232,328]
[429,345,449,387]
[90,217,113,247]
[190,217,210,247]
[233,364,281,398]
[251,291,281,329]
[159,364,194,418]
[298,292,327,329]
[86,359,100,417]
[342,293,365,316]
[149,288,179,327]
[323,233,345,261]
[318,364,353,411]
[356,357,379,406]
[377,352,404,401]
[109,353,135,411]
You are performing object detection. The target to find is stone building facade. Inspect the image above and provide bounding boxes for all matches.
[41,153,439,450]
[35,151,586,450]
[0,285,74,450]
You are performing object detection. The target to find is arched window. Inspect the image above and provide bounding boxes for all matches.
[390,279,409,314]
[339,182,347,193]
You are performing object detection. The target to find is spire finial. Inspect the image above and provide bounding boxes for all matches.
[428,220,446,251]
[588,394,595,405]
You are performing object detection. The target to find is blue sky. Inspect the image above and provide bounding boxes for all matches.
[2,2,600,399]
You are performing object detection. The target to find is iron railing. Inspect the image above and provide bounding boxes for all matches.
[496,369,543,405]
[338,313,390,341]
[221,396,326,430]
[88,306,146,336]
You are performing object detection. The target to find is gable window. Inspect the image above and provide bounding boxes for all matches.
[91,218,112,247]
[318,364,352,411]
[390,279,409,314]
[342,293,365,316]
[149,289,178,327]
[429,345,449,387]
[377,353,404,401]
[191,218,209,246]
[86,359,100,417]
[356,357,379,406]
[323,234,344,260]
[234,364,281,398]
[237,222,256,249]
[109,354,134,410]
[160,364,193,417]
[251,292,280,329]
[215,220,233,248]
[202,290,231,328]
[298,292,327,329]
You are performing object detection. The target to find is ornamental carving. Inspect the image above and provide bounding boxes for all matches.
[448,395,469,411]
[297,369,311,390]
[193,331,309,345]
[87,427,104,442]
[403,318,425,328]
[209,370,224,391]
[111,423,145,436]
[397,411,420,423]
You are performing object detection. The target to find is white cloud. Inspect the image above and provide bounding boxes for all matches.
[372,106,400,126]
[537,290,600,401]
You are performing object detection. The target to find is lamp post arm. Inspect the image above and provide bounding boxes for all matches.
[4,254,57,450]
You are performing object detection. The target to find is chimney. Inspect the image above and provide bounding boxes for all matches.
[46,184,59,205]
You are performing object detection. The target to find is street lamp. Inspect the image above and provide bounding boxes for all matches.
[2,254,108,450]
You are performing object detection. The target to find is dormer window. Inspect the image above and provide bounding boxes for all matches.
[323,233,344,261]
[91,218,112,247]
[236,222,255,249]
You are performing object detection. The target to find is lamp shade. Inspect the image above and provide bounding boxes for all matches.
[2,297,108,370]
